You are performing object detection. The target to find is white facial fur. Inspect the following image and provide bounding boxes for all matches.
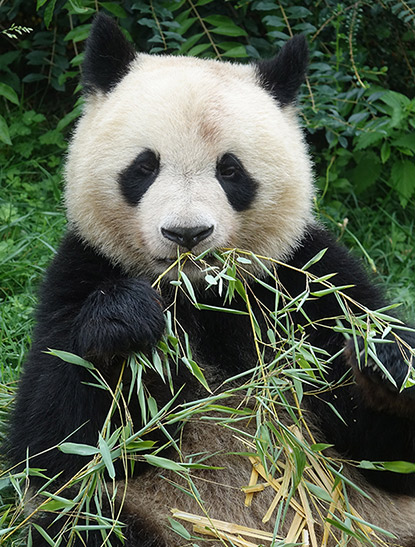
[65,54,314,280]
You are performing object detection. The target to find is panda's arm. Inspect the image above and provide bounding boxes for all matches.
[8,230,165,479]
[41,230,165,363]
[26,230,166,369]
[282,224,414,387]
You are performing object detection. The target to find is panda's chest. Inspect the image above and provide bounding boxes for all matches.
[174,298,259,385]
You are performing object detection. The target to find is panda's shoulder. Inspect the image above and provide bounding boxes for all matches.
[39,231,122,308]
[290,222,365,275]
[286,222,384,307]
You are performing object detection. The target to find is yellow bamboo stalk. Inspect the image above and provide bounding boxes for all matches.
[171,509,276,542]
[263,462,292,523]
[321,486,340,547]
[249,456,305,518]
[193,525,260,547]
[244,466,259,507]
[298,482,318,547]
[307,454,336,493]
[286,512,306,543]
[305,464,332,494]
[242,483,266,495]
[249,457,283,490]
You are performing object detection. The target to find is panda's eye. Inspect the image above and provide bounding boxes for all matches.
[217,154,242,180]
[136,151,159,175]
[220,165,237,179]
[215,153,258,212]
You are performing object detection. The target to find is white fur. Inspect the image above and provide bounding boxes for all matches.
[65,54,314,279]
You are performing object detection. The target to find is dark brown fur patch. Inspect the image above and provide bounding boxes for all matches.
[345,341,415,419]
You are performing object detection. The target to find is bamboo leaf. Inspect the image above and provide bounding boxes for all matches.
[301,248,327,270]
[181,357,211,392]
[305,481,332,502]
[180,271,197,304]
[58,443,99,456]
[144,454,184,471]
[195,303,248,315]
[46,349,94,369]
[98,433,115,479]
[32,525,55,546]
[168,517,192,539]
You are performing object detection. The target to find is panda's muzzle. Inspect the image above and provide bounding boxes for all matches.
[161,225,213,250]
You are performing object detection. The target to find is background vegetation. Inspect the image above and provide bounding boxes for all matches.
[0,0,414,543]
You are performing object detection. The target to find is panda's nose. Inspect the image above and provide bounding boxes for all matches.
[161,225,214,250]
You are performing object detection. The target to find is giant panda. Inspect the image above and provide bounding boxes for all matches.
[7,13,415,547]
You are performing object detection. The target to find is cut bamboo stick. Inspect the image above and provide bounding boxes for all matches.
[262,461,292,523]
[298,482,318,547]
[244,466,259,506]
[193,525,260,547]
[286,511,306,543]
[171,508,277,542]
[242,483,267,495]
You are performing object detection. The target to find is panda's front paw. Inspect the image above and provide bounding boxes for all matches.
[346,336,415,397]
[72,278,165,362]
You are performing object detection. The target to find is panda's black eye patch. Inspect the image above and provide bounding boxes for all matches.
[216,153,257,212]
[119,149,160,206]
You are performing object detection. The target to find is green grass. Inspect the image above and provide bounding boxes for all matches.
[0,111,66,382]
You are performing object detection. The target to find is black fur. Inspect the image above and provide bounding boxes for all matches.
[216,153,258,211]
[82,13,136,94]
[73,277,165,359]
[119,150,160,206]
[256,34,309,105]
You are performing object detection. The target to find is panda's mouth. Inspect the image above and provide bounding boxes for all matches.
[154,257,177,269]
[154,252,216,275]
[155,256,202,268]
[156,257,176,264]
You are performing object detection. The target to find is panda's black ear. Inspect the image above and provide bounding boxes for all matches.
[255,35,308,106]
[82,13,136,94]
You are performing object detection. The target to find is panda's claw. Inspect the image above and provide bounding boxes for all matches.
[346,336,414,396]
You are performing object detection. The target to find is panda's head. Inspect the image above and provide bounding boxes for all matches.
[65,14,314,280]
